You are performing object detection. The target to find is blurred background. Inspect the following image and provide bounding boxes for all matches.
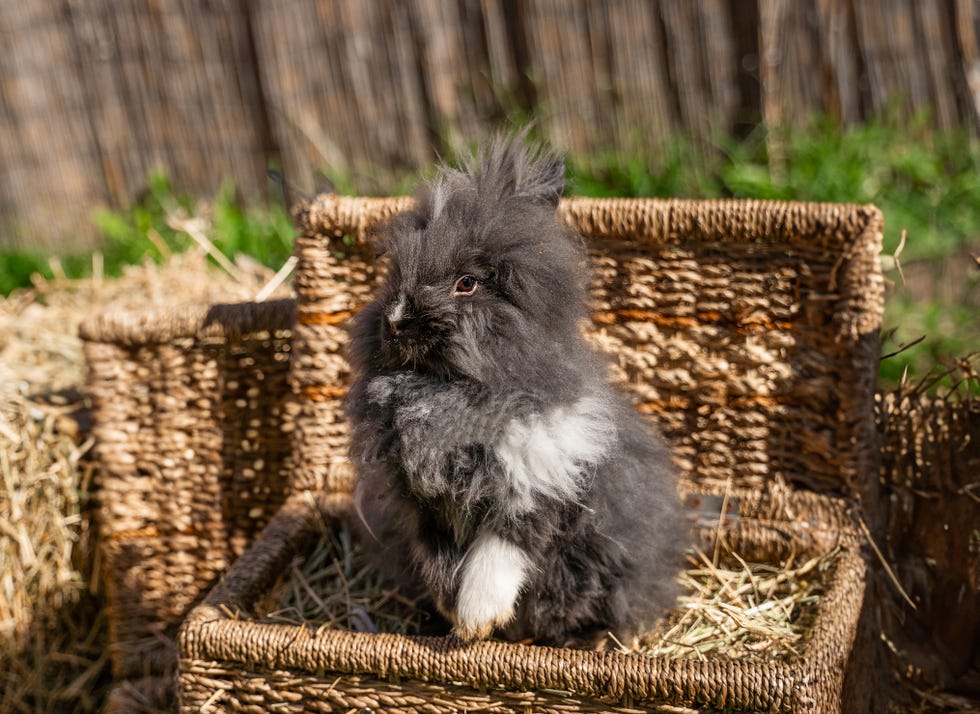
[1,0,978,379]
[0,2,978,712]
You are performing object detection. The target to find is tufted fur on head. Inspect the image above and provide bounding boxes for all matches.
[348,133,592,399]
[346,130,687,646]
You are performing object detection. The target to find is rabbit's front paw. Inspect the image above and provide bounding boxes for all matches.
[364,375,401,406]
[452,532,529,641]
[452,617,499,642]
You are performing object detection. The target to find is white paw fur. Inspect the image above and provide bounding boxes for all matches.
[494,393,615,514]
[454,532,530,640]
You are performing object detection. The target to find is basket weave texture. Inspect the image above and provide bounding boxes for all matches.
[876,387,980,690]
[287,195,884,502]
[178,197,884,713]
[81,299,297,706]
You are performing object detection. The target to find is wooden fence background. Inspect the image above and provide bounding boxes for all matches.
[1,0,978,251]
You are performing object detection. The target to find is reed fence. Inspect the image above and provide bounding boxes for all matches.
[0,0,977,251]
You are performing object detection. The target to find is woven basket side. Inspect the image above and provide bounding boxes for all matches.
[179,490,863,713]
[788,545,868,713]
[83,300,295,680]
[289,237,377,493]
[298,195,875,250]
[296,198,884,350]
[178,664,627,713]
[876,389,980,691]
[829,201,885,510]
[584,233,882,499]
[290,197,883,503]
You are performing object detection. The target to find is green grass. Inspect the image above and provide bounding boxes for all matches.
[568,115,980,262]
[0,173,296,294]
[1,117,976,388]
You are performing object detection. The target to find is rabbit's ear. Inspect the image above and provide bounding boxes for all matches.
[368,209,426,257]
[516,151,565,208]
[417,168,471,222]
[477,133,565,208]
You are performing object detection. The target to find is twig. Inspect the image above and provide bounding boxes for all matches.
[893,229,907,286]
[856,514,917,611]
[255,256,297,302]
[712,478,733,569]
[146,228,172,260]
[167,214,246,284]
[881,335,925,361]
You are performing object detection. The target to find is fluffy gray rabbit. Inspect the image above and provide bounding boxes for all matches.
[346,133,686,646]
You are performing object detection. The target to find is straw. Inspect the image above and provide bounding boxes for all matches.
[254,524,835,662]
[256,521,433,637]
[637,543,835,662]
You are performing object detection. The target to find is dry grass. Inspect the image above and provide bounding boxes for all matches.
[257,520,433,637]
[255,521,834,662]
[0,248,285,712]
[636,543,833,661]
[0,391,105,713]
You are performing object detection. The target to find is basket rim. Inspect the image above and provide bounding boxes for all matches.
[295,194,883,249]
[79,298,295,346]
[178,489,866,712]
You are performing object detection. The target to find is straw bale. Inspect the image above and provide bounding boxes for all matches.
[0,248,287,712]
[0,389,106,713]
[0,250,278,393]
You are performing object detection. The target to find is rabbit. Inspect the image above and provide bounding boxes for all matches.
[345,132,686,646]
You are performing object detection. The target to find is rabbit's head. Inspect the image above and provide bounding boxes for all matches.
[352,134,590,391]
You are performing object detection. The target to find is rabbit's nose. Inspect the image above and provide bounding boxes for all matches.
[386,293,409,332]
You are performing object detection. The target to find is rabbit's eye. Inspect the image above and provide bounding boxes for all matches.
[453,274,478,296]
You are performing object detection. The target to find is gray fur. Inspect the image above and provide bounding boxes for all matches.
[346,132,687,645]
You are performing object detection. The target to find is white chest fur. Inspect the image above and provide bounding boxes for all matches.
[493,393,616,515]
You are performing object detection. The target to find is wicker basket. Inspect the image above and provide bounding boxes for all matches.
[81,299,297,708]
[178,197,885,713]
[875,386,980,693]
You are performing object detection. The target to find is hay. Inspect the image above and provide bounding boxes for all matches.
[256,520,433,637]
[0,246,290,712]
[0,390,105,713]
[253,522,835,662]
[0,250,280,392]
[636,543,834,661]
